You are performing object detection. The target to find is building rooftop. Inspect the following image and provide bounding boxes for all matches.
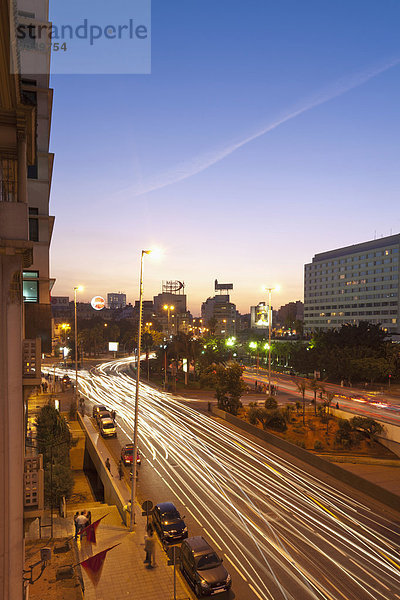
[312,233,400,262]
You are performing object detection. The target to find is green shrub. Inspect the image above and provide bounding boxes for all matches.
[248,406,259,425]
[264,396,278,410]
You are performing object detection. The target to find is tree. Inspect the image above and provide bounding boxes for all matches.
[349,417,384,440]
[215,363,246,415]
[308,378,319,416]
[324,391,335,434]
[295,380,307,425]
[251,407,287,432]
[35,405,73,507]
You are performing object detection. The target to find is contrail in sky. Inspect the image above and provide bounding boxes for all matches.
[126,57,400,198]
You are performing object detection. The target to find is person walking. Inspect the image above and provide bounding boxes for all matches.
[144,525,153,564]
[118,460,124,480]
[86,510,92,526]
[75,511,88,539]
[73,511,79,540]
[105,457,111,473]
[145,528,156,568]
[111,409,116,421]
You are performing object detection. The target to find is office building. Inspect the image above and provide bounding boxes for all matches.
[107,292,126,310]
[201,281,237,336]
[153,280,187,315]
[304,235,400,333]
[277,301,304,327]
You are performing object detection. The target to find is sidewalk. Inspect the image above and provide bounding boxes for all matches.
[74,415,194,599]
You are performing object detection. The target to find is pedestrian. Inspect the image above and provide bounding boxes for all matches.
[144,524,153,564]
[336,402,339,409]
[145,528,156,568]
[123,499,132,515]
[118,460,124,480]
[75,511,88,539]
[73,511,79,540]
[111,409,116,421]
[86,510,92,526]
[105,457,111,473]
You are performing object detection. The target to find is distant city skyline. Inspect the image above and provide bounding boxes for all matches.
[49,1,400,316]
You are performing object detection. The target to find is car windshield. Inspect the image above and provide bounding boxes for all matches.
[103,423,114,429]
[196,552,222,570]
[161,510,180,521]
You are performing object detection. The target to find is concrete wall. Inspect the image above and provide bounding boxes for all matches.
[211,407,400,513]
[77,414,128,524]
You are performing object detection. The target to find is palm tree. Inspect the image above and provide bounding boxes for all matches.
[295,380,307,425]
[325,391,335,433]
[308,378,319,416]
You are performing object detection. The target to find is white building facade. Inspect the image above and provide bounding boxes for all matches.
[304,234,400,334]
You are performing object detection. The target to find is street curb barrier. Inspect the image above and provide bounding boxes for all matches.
[77,413,128,524]
[211,406,400,513]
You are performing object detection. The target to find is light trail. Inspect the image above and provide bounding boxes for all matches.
[44,360,400,600]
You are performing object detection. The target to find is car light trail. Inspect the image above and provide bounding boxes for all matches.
[44,360,400,600]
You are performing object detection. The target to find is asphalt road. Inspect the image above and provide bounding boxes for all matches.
[50,359,400,600]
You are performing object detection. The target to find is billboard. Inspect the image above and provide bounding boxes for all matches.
[109,342,119,351]
[91,296,105,310]
[251,303,270,329]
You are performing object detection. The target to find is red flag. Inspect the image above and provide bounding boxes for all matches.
[79,544,120,586]
[80,514,108,545]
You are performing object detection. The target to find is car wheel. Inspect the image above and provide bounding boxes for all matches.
[194,583,202,597]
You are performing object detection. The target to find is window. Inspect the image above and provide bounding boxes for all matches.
[29,207,39,241]
[23,271,39,303]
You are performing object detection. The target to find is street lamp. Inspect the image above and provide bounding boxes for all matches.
[73,286,83,409]
[163,304,175,336]
[130,249,153,530]
[263,285,280,395]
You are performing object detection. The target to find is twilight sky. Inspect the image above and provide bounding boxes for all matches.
[49,0,400,315]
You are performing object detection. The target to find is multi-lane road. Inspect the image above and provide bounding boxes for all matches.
[244,368,400,427]
[49,358,400,600]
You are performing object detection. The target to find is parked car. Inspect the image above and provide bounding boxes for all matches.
[92,404,108,419]
[96,409,112,423]
[121,444,141,466]
[99,417,116,438]
[180,536,232,597]
[152,502,188,548]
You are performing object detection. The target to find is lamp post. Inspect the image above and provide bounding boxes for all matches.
[163,304,175,336]
[73,286,83,409]
[130,250,152,530]
[264,285,280,396]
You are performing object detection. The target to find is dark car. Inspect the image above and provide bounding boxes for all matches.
[180,536,231,597]
[152,502,188,548]
[121,444,141,466]
[92,404,108,419]
[96,409,112,423]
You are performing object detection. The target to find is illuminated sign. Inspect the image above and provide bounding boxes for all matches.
[91,296,105,310]
[251,302,270,329]
[109,342,119,352]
